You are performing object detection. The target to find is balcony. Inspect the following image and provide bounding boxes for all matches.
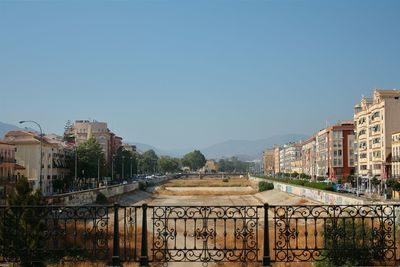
[371,143,381,149]
[392,156,400,162]
[359,157,368,163]
[0,158,16,164]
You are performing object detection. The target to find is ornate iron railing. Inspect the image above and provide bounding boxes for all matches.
[270,205,398,265]
[1,204,400,266]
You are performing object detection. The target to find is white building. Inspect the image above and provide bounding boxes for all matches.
[354,89,400,180]
[392,131,400,179]
[4,131,70,195]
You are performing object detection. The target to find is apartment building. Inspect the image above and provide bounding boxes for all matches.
[65,120,123,163]
[0,141,20,202]
[279,145,290,173]
[291,158,303,174]
[315,122,355,181]
[392,131,400,179]
[4,131,69,195]
[327,122,355,181]
[316,129,328,178]
[279,143,302,174]
[204,160,219,173]
[274,146,281,174]
[0,141,16,179]
[301,137,317,178]
[354,90,400,180]
[263,148,275,176]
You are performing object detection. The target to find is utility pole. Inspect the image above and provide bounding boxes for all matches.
[97,157,100,187]
[112,155,115,182]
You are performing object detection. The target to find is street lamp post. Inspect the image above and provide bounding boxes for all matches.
[130,156,133,178]
[97,157,100,186]
[74,136,78,188]
[112,155,115,181]
[122,156,125,180]
[19,120,43,194]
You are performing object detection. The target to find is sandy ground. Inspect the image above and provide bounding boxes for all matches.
[111,186,320,267]
[117,187,320,207]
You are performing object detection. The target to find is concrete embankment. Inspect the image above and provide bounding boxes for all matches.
[48,176,171,205]
[249,175,367,205]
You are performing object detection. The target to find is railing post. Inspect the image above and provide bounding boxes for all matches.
[263,203,271,267]
[112,203,121,266]
[140,203,149,267]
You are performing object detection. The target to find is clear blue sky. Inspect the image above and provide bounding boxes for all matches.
[1,0,399,149]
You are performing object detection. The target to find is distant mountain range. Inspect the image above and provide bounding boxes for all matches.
[130,142,192,158]
[200,134,308,160]
[0,121,35,138]
[1,121,307,160]
[131,133,308,160]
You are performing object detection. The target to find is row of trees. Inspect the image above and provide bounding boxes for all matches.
[56,139,210,191]
[217,157,250,173]
[55,137,253,192]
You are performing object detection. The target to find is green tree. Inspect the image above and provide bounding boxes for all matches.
[114,147,138,179]
[138,149,159,174]
[218,159,226,172]
[76,137,106,179]
[300,173,311,180]
[0,177,47,266]
[218,157,250,173]
[371,176,381,188]
[60,149,77,192]
[181,150,206,171]
[158,156,180,173]
[386,178,400,192]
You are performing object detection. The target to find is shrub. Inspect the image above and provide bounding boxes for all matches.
[95,192,108,204]
[300,173,311,180]
[139,181,148,190]
[317,218,384,266]
[259,181,274,192]
[0,177,47,266]
[222,178,229,182]
[256,176,334,191]
[317,176,325,181]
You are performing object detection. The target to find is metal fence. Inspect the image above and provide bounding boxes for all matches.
[0,204,399,266]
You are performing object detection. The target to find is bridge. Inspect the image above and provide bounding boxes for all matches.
[178,172,248,178]
[0,204,398,266]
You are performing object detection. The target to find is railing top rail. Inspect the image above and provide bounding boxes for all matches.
[1,204,400,208]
